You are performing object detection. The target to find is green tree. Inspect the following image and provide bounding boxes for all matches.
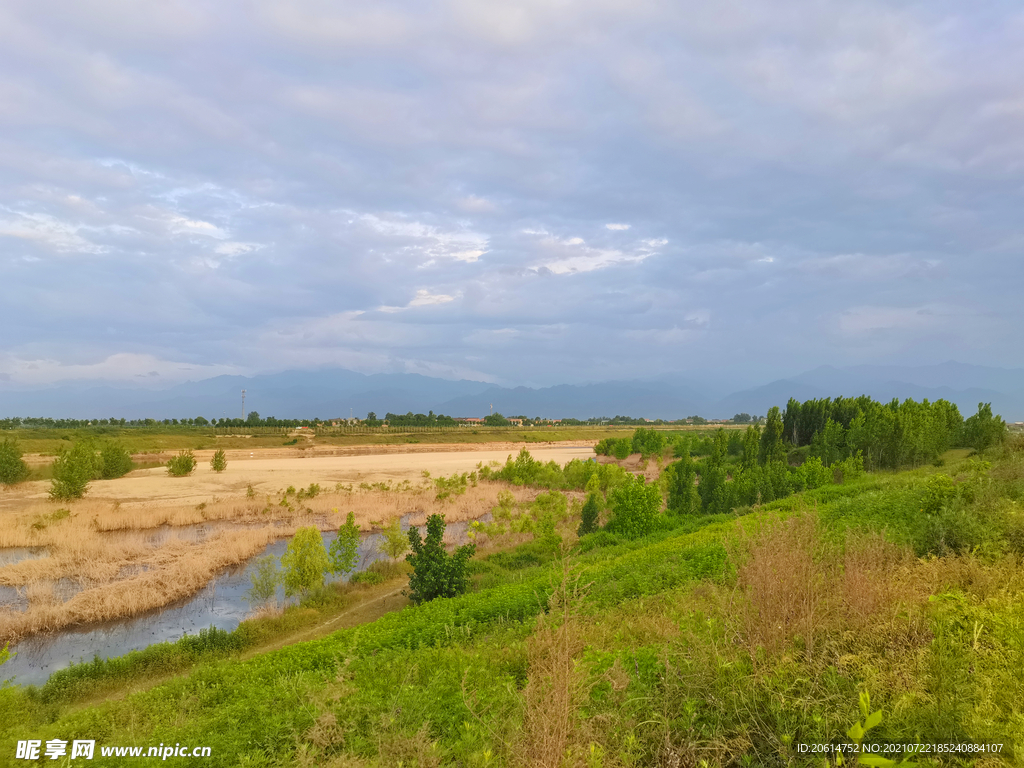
[740,425,761,471]
[245,556,280,606]
[0,438,29,486]
[631,427,666,458]
[577,492,602,536]
[246,411,262,426]
[759,406,786,465]
[99,442,134,479]
[280,527,330,597]
[210,448,227,473]
[406,514,475,604]
[607,474,662,538]
[810,418,846,467]
[167,450,197,477]
[666,449,700,515]
[733,413,752,423]
[49,442,99,501]
[329,512,361,577]
[483,413,510,426]
[962,402,1006,451]
[612,438,631,460]
[379,517,410,560]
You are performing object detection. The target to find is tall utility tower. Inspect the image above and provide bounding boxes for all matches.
[241,389,246,420]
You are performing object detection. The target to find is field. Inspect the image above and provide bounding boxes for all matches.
[2,425,1022,766]
[7,425,690,459]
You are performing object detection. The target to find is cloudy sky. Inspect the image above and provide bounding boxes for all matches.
[1,0,1022,389]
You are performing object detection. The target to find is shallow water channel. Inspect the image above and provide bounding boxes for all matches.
[1,515,484,688]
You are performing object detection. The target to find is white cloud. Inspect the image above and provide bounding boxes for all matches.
[605,223,631,230]
[378,289,459,313]
[529,233,665,275]
[169,216,228,239]
[213,241,261,257]
[0,211,105,254]
[352,212,489,264]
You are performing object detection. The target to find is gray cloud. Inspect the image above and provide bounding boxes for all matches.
[1,0,1021,388]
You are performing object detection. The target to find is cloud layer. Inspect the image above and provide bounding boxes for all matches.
[1,0,1022,387]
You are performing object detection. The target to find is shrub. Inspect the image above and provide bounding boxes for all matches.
[380,517,410,560]
[281,527,330,597]
[210,448,227,473]
[606,474,662,538]
[329,512,361,577]
[99,442,134,479]
[577,492,601,536]
[49,442,99,500]
[798,455,832,490]
[0,438,29,486]
[631,427,666,458]
[612,439,631,460]
[245,556,280,606]
[406,514,475,604]
[167,450,197,477]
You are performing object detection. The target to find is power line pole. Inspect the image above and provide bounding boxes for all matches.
[241,389,246,420]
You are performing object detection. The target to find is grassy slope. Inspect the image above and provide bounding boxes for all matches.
[3,449,1023,767]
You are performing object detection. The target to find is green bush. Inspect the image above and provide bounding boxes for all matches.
[606,474,663,538]
[612,438,632,460]
[210,448,227,472]
[166,449,197,477]
[281,527,330,596]
[99,442,134,479]
[406,514,475,604]
[631,427,666,458]
[49,442,99,500]
[379,517,410,560]
[0,438,29,486]
[577,492,601,536]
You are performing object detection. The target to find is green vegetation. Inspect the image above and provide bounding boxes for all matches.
[48,442,99,500]
[329,512,361,577]
[378,517,410,561]
[98,441,133,479]
[606,473,662,538]
[166,448,198,477]
[210,447,228,472]
[246,556,280,607]
[3,401,1022,767]
[577,492,601,536]
[280,527,331,597]
[0,437,29,486]
[406,514,475,604]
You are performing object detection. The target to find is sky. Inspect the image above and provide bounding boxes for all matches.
[1,0,1022,390]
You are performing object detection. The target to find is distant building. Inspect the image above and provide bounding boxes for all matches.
[455,417,485,425]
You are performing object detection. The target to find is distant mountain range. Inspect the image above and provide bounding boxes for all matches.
[2,362,1023,422]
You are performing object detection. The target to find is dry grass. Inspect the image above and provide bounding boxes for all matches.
[0,477,533,643]
[732,512,834,660]
[0,528,277,643]
[514,562,589,768]
[839,531,916,630]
